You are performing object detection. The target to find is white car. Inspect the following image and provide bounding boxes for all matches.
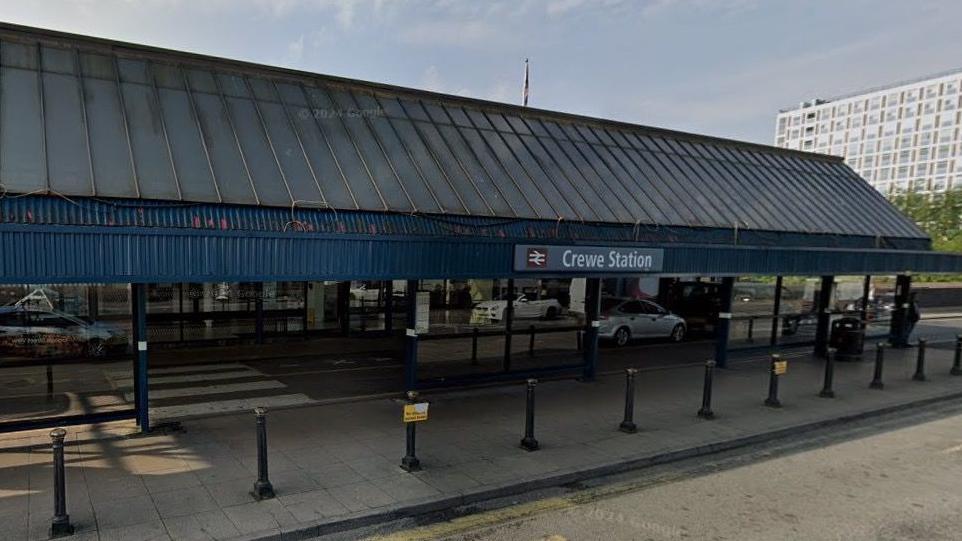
[472,294,562,322]
[598,297,686,346]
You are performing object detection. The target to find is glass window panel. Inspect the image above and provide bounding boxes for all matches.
[185,68,217,93]
[217,73,250,98]
[247,77,276,102]
[398,98,430,121]
[456,126,536,217]
[151,63,185,90]
[41,46,75,74]
[83,77,137,196]
[551,137,637,221]
[541,137,634,222]
[519,133,603,221]
[477,128,554,217]
[328,90,412,210]
[389,116,465,212]
[120,82,179,199]
[628,148,701,224]
[275,83,356,209]
[414,119,491,214]
[1,41,38,69]
[422,101,451,125]
[0,284,133,425]
[504,115,532,135]
[79,52,115,80]
[117,58,148,84]
[302,86,385,209]
[436,123,513,215]
[191,92,257,204]
[525,117,550,137]
[465,108,493,130]
[443,106,472,128]
[254,100,323,203]
[570,125,600,144]
[499,130,576,218]
[224,96,291,205]
[485,112,512,132]
[43,72,91,195]
[358,109,442,213]
[156,88,219,202]
[589,142,672,224]
[0,67,44,192]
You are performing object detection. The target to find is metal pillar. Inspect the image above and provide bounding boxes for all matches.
[132,283,149,432]
[404,280,419,391]
[254,282,265,345]
[814,275,834,358]
[583,277,601,381]
[49,428,73,537]
[384,281,394,333]
[860,275,871,324]
[714,277,734,369]
[770,276,783,348]
[503,279,515,372]
[250,407,275,500]
[890,274,912,348]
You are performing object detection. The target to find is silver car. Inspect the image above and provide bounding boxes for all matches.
[598,297,686,346]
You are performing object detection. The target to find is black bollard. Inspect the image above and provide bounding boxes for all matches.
[520,379,540,451]
[870,342,886,390]
[49,428,74,538]
[619,368,639,433]
[250,407,275,500]
[471,327,479,365]
[747,317,755,343]
[401,391,421,472]
[529,325,536,357]
[819,348,836,398]
[697,360,716,419]
[913,338,927,381]
[764,354,782,408]
[952,335,962,376]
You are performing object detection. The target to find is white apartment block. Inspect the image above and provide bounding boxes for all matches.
[775,68,962,196]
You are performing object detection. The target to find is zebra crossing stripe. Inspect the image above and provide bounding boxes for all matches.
[151,393,316,420]
[124,380,286,402]
[110,369,258,390]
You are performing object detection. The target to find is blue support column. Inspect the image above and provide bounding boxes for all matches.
[404,280,419,390]
[714,277,734,369]
[814,275,835,357]
[890,274,912,348]
[582,277,602,381]
[132,283,149,432]
[769,275,783,348]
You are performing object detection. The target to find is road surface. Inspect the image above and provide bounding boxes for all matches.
[357,401,962,541]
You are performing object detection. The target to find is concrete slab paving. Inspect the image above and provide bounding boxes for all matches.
[2,343,962,540]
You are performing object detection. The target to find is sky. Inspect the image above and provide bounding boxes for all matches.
[1,0,960,144]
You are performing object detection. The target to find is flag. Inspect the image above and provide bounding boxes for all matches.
[522,58,529,107]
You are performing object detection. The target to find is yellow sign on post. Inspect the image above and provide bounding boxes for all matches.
[773,360,788,375]
[403,402,429,422]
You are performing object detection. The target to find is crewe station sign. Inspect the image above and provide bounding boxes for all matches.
[513,245,664,273]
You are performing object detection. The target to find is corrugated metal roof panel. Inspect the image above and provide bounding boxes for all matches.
[0,23,928,241]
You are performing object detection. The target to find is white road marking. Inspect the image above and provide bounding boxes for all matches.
[151,393,316,420]
[111,369,259,389]
[127,380,286,401]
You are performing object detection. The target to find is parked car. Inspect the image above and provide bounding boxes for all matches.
[471,293,562,322]
[598,297,687,346]
[0,306,126,358]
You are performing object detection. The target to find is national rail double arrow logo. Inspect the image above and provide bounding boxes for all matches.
[526,247,548,268]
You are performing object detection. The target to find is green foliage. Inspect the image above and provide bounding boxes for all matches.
[889,190,962,281]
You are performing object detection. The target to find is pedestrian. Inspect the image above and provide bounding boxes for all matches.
[906,292,921,339]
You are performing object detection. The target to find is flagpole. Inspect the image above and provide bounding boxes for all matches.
[522,58,529,107]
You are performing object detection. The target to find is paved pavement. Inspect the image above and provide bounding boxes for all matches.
[399,397,962,541]
[2,337,962,540]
